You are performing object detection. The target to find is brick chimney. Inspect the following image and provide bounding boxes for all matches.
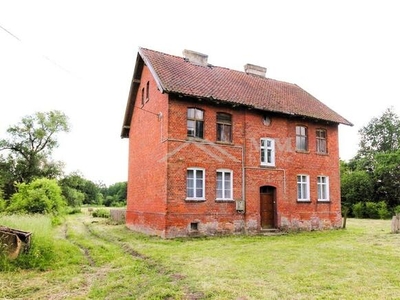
[244,63,267,77]
[183,49,208,66]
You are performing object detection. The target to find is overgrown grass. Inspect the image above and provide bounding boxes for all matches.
[1,215,400,299]
[0,214,85,272]
[90,219,400,299]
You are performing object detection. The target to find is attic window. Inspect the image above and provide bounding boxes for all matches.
[146,81,150,102]
[263,116,271,126]
[141,87,145,106]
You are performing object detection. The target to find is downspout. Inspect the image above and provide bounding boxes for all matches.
[242,108,247,230]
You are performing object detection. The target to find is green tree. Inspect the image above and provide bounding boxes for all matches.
[59,172,102,206]
[342,108,400,215]
[7,178,66,215]
[357,107,400,158]
[59,173,86,207]
[0,111,69,198]
[341,170,374,207]
[80,179,101,205]
[102,181,127,207]
[373,150,400,209]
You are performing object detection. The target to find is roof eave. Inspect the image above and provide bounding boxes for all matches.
[167,91,354,126]
[120,52,143,138]
[121,48,167,138]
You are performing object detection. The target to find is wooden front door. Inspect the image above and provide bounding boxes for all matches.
[260,186,275,228]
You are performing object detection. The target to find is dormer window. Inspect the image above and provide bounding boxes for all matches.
[187,108,204,138]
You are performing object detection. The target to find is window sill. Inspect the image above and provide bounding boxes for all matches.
[186,137,204,142]
[185,198,206,202]
[295,150,310,154]
[215,199,234,202]
[297,200,311,203]
[215,141,233,146]
[316,152,329,156]
[260,164,276,168]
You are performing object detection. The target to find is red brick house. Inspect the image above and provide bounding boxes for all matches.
[121,47,352,238]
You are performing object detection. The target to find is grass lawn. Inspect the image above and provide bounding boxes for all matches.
[1,214,399,299]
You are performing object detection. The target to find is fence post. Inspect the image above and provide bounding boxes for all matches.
[391,213,400,233]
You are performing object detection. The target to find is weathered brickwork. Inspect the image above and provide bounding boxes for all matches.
[125,64,342,238]
[125,65,169,237]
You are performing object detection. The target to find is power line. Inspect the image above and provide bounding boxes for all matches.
[0,23,72,75]
[0,24,20,41]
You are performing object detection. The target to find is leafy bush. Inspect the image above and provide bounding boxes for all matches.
[353,201,392,219]
[7,178,66,215]
[365,202,379,219]
[377,201,392,219]
[352,202,365,218]
[61,186,84,208]
[394,205,400,214]
[66,207,82,215]
[0,198,6,212]
[92,208,110,218]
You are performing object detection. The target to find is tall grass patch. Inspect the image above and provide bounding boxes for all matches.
[0,214,79,271]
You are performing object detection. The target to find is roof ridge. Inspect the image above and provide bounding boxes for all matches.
[134,47,353,127]
[139,47,310,89]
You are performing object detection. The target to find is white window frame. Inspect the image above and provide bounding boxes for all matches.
[260,138,275,166]
[216,169,233,200]
[297,175,310,201]
[317,176,330,202]
[186,168,205,200]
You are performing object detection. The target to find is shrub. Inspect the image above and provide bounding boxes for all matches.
[352,202,365,218]
[365,202,380,219]
[7,178,66,215]
[0,198,6,212]
[92,208,110,218]
[394,205,400,215]
[66,207,82,215]
[353,201,392,219]
[377,201,392,219]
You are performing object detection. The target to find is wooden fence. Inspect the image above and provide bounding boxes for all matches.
[110,209,126,224]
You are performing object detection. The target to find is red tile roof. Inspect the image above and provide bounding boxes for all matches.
[140,48,352,126]
[121,47,352,137]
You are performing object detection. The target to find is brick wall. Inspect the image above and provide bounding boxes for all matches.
[243,112,341,231]
[125,65,169,236]
[164,97,245,237]
[162,97,341,237]
[126,72,342,237]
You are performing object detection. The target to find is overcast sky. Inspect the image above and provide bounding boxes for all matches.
[1,1,399,185]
